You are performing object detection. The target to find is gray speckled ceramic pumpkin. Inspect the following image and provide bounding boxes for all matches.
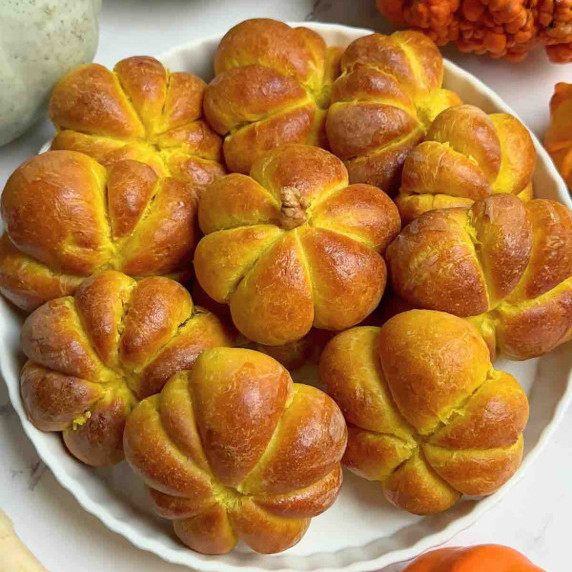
[0,0,101,146]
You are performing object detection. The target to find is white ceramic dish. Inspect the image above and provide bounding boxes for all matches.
[2,22,572,572]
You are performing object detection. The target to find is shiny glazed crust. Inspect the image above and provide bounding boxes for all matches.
[387,195,572,360]
[123,347,347,554]
[193,144,401,345]
[397,104,536,223]
[203,19,343,173]
[326,30,462,196]
[20,271,234,466]
[0,151,199,311]
[320,311,529,515]
[49,56,225,187]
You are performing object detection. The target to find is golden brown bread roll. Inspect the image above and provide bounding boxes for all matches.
[387,195,572,360]
[320,310,529,515]
[49,56,225,187]
[326,30,461,196]
[396,104,536,223]
[193,144,401,345]
[203,19,342,173]
[20,271,233,466]
[123,347,347,554]
[0,151,199,311]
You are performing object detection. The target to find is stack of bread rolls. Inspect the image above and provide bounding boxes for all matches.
[1,17,570,557]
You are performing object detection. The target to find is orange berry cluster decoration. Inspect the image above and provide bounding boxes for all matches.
[376,0,572,62]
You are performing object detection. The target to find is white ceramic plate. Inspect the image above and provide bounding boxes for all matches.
[2,22,572,572]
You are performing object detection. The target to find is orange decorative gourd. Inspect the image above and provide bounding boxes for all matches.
[545,82,572,190]
[403,545,545,572]
[377,0,572,63]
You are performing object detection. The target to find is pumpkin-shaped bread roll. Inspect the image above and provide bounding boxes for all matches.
[387,195,572,360]
[20,271,233,466]
[252,328,334,371]
[320,310,529,515]
[49,56,225,187]
[326,30,461,195]
[203,19,342,173]
[396,104,536,223]
[124,347,347,555]
[545,82,572,190]
[193,144,401,346]
[0,151,200,311]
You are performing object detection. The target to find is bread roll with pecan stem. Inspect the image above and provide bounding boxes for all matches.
[194,144,401,345]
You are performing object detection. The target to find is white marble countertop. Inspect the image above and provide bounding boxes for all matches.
[0,1,570,571]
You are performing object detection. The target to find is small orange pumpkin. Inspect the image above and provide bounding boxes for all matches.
[404,545,545,572]
[545,82,572,190]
